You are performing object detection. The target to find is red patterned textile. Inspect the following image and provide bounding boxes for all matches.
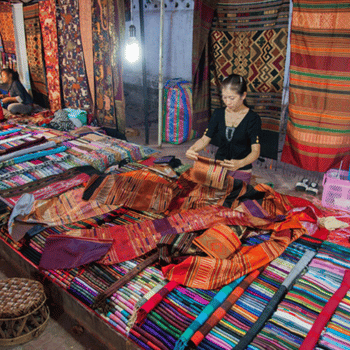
[23,3,49,107]
[39,0,62,112]
[0,3,16,54]
[281,0,350,172]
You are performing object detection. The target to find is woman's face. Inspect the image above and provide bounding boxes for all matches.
[1,71,10,84]
[222,88,246,113]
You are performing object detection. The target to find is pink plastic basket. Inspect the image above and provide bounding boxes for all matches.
[322,169,350,212]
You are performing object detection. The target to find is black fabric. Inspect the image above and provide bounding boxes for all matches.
[205,107,261,170]
[8,80,33,105]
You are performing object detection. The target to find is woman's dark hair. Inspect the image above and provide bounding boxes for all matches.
[221,73,247,96]
[1,68,19,81]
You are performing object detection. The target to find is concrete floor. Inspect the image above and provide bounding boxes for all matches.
[0,117,325,350]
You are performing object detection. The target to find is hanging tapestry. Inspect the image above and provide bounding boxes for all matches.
[192,0,218,136]
[91,0,126,131]
[0,2,16,54]
[210,0,290,160]
[55,0,92,112]
[23,4,49,108]
[281,0,350,172]
[38,0,62,112]
[78,0,95,110]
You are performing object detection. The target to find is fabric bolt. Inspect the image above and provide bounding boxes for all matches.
[209,0,289,160]
[56,0,92,112]
[193,223,241,259]
[39,235,113,270]
[0,140,56,162]
[0,2,16,54]
[281,0,350,172]
[192,156,227,190]
[23,3,49,108]
[0,136,46,156]
[38,0,62,112]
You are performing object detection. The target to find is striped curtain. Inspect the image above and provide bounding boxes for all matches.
[281,0,350,172]
[210,0,290,160]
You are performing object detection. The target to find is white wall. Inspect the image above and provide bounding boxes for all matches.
[123,0,194,88]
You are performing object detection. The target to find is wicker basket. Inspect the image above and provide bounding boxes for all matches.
[0,278,50,346]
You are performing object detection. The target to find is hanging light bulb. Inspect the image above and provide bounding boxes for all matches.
[125,25,140,63]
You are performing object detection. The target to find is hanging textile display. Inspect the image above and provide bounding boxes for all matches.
[92,0,126,131]
[210,0,290,160]
[191,0,218,136]
[12,4,31,94]
[281,0,350,172]
[55,0,92,112]
[0,2,16,55]
[78,0,95,110]
[38,0,62,112]
[23,3,49,108]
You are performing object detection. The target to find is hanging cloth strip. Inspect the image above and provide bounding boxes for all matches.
[234,250,317,350]
[300,269,350,350]
[188,267,264,348]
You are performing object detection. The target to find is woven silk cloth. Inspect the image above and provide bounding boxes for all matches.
[38,0,62,112]
[281,0,350,172]
[83,169,181,213]
[92,0,126,130]
[23,4,49,108]
[56,0,92,112]
[39,235,113,270]
[192,0,218,136]
[210,0,290,160]
[67,206,237,265]
[16,187,119,227]
[193,223,241,259]
[249,242,350,350]
[0,2,16,54]
[192,156,227,189]
[162,201,315,289]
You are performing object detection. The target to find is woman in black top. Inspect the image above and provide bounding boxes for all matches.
[186,73,261,184]
[0,68,33,116]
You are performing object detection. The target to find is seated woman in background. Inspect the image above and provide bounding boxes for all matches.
[0,68,33,116]
[186,73,261,184]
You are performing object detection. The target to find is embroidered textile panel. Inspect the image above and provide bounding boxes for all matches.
[0,3,16,54]
[23,3,50,108]
[210,0,290,159]
[56,0,92,112]
[281,0,350,172]
[38,0,62,112]
[91,0,125,130]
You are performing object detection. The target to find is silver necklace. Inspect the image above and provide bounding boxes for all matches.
[226,126,235,141]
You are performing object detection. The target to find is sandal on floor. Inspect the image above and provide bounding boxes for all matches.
[295,178,309,191]
[305,182,319,196]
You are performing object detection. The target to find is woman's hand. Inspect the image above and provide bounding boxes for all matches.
[220,159,243,171]
[2,97,10,104]
[186,148,199,161]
